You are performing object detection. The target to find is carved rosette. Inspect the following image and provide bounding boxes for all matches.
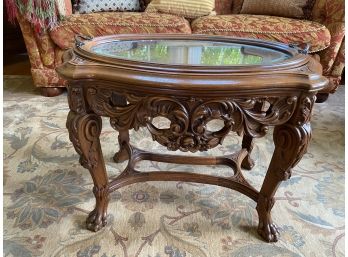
[84,87,299,152]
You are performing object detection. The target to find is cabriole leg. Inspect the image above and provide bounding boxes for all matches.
[256,95,314,242]
[67,111,109,232]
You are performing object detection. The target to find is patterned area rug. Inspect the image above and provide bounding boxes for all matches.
[3,75,345,257]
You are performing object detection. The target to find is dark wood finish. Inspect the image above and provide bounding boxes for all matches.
[315,93,329,103]
[57,34,327,242]
[139,0,152,11]
[241,134,255,170]
[241,101,265,170]
[3,11,27,55]
[40,87,65,97]
[3,54,31,75]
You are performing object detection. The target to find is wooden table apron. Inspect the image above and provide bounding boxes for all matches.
[57,34,327,243]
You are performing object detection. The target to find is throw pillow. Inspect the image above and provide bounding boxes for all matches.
[75,0,141,14]
[233,0,315,19]
[145,0,215,19]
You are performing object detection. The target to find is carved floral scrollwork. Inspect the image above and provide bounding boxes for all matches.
[188,100,243,151]
[66,111,102,170]
[297,95,316,125]
[238,96,298,137]
[273,123,311,180]
[272,95,315,180]
[66,110,109,232]
[85,87,299,152]
[67,86,86,114]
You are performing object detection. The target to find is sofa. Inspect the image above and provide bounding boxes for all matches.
[15,0,344,100]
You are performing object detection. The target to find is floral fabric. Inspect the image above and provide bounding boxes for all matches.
[191,14,331,53]
[31,68,67,87]
[15,0,344,93]
[16,15,67,87]
[311,0,345,81]
[49,12,191,49]
[17,16,44,70]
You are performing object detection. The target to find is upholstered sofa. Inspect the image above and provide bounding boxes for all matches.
[15,0,344,100]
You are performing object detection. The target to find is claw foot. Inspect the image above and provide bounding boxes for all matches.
[86,208,107,232]
[257,221,280,242]
[242,155,255,170]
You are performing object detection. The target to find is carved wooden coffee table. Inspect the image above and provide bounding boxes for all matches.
[57,34,327,242]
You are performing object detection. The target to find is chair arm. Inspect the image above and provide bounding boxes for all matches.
[17,15,57,69]
[322,37,345,93]
[311,0,345,77]
[331,37,345,78]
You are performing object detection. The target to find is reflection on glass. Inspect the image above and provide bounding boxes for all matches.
[91,40,290,66]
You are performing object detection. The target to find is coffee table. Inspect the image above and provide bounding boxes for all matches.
[57,34,327,242]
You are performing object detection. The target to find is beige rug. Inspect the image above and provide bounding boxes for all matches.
[3,75,345,257]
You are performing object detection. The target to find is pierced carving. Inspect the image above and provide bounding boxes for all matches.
[61,34,324,243]
[239,96,298,137]
[85,87,298,153]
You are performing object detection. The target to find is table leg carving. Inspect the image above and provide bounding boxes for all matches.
[67,111,109,232]
[256,95,312,242]
[241,134,255,170]
[241,100,267,170]
[113,129,130,163]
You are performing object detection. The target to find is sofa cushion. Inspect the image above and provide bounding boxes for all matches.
[50,12,192,49]
[191,15,331,53]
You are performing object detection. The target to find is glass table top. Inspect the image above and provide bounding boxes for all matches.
[89,39,292,66]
